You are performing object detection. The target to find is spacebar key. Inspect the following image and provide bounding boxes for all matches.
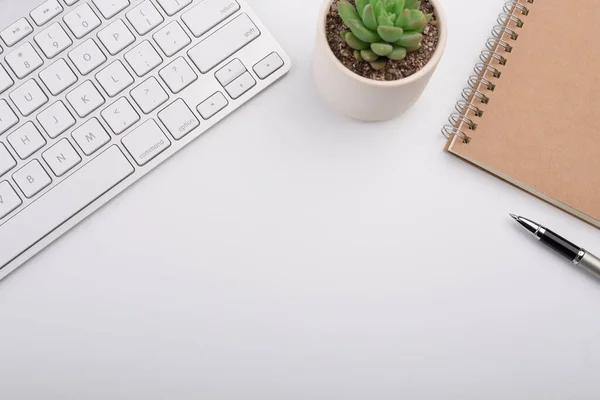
[0,146,134,269]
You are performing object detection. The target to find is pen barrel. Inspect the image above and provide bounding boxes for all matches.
[539,230,580,260]
[579,252,600,279]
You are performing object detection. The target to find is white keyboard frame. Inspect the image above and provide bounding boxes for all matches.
[0,0,291,280]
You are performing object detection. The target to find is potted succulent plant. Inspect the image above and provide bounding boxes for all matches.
[313,0,447,121]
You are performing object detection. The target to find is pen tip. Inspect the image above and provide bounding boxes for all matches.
[509,213,519,221]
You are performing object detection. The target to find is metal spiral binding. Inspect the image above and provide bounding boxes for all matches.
[442,0,532,143]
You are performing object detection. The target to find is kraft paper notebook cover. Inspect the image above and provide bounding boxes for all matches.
[443,0,600,228]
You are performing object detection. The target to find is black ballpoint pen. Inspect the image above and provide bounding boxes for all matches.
[510,214,600,278]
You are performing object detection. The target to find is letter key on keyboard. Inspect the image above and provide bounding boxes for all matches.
[0,0,290,279]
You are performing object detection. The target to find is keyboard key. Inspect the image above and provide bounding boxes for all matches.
[122,119,170,166]
[66,80,105,117]
[159,57,197,93]
[39,59,78,95]
[188,14,260,74]
[72,118,110,155]
[34,23,73,58]
[10,80,48,117]
[64,3,101,39]
[97,19,135,55]
[69,39,107,75]
[101,97,139,134]
[93,0,130,19]
[156,0,191,16]
[0,181,22,219]
[182,0,240,38]
[0,100,19,135]
[96,60,134,97]
[6,43,44,79]
[0,65,14,94]
[158,99,199,140]
[0,146,134,268]
[13,159,52,198]
[130,77,168,114]
[126,1,163,35]
[42,138,82,176]
[124,40,162,77]
[253,52,284,79]
[197,92,228,119]
[8,122,46,159]
[36,101,76,138]
[0,144,17,177]
[31,0,64,26]
[224,71,255,99]
[153,21,190,57]
[215,58,245,86]
[64,0,79,5]
[1,18,34,47]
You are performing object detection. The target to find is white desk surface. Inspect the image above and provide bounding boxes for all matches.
[2,0,600,398]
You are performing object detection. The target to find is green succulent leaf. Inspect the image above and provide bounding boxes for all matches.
[404,10,427,31]
[374,0,384,19]
[377,25,404,42]
[395,9,410,28]
[378,14,395,27]
[383,0,395,13]
[354,49,364,62]
[394,0,405,15]
[395,31,422,51]
[370,59,387,70]
[344,32,369,50]
[356,0,369,17]
[388,46,407,60]
[337,0,360,26]
[346,19,381,43]
[371,42,394,56]
[339,0,426,62]
[362,4,378,31]
[404,0,419,9]
[360,49,379,62]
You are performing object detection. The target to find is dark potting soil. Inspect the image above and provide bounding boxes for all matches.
[325,0,440,81]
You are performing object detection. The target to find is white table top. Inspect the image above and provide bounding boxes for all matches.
[2,0,600,398]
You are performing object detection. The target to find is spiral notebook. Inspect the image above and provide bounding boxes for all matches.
[443,0,600,229]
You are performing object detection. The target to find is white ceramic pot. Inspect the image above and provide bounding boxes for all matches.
[312,0,447,122]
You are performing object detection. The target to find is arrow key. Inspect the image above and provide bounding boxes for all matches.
[215,58,246,87]
[101,97,140,135]
[253,52,284,80]
[224,71,256,100]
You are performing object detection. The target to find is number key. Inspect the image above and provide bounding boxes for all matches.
[6,43,43,79]
[64,3,101,39]
[34,23,73,59]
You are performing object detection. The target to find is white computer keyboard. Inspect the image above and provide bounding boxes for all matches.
[0,0,290,279]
